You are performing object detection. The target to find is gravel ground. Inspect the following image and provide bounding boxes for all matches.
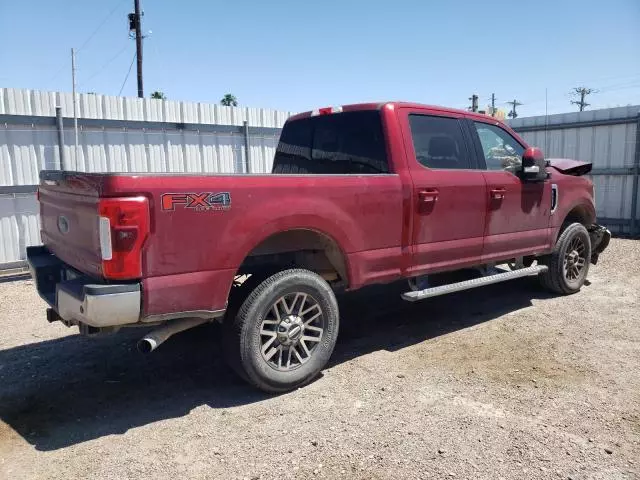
[1,239,639,480]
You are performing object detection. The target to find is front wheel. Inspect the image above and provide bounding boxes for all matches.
[539,222,592,294]
[224,269,339,393]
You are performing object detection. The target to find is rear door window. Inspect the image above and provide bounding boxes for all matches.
[408,115,472,170]
[273,111,389,174]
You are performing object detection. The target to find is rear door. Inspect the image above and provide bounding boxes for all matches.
[398,108,487,275]
[468,119,552,261]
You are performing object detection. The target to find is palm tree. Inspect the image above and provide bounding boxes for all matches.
[151,91,167,100]
[220,94,238,107]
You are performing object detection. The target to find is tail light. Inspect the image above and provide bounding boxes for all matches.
[98,196,150,279]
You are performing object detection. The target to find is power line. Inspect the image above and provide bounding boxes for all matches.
[46,0,128,85]
[77,0,129,53]
[118,53,137,96]
[597,81,640,93]
[78,43,131,88]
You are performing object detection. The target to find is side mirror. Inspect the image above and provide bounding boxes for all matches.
[520,147,549,182]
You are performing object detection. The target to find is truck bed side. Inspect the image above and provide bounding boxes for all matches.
[42,172,405,319]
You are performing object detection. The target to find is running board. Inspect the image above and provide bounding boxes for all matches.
[401,265,549,302]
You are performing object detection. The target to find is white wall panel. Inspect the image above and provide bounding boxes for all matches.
[0,194,40,265]
[1,89,293,265]
[510,106,639,235]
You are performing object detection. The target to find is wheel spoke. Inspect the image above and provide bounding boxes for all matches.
[278,296,292,315]
[296,294,308,315]
[304,312,322,326]
[264,344,279,360]
[286,346,293,369]
[292,345,303,363]
[300,339,311,356]
[260,329,276,337]
[262,335,276,355]
[277,346,283,369]
[300,303,320,318]
[305,325,323,334]
[303,328,322,339]
[262,319,278,326]
[302,335,321,343]
[271,303,282,322]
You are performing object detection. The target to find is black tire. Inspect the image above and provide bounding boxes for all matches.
[223,269,339,393]
[539,223,592,294]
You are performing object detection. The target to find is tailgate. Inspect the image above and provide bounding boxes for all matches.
[38,171,105,278]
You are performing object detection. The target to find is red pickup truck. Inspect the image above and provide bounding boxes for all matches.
[28,102,610,392]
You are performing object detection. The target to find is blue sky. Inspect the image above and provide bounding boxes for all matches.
[1,0,639,116]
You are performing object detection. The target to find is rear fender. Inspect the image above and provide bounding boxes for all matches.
[227,197,364,283]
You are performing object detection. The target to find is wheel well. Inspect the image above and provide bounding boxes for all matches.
[237,229,349,286]
[563,205,594,228]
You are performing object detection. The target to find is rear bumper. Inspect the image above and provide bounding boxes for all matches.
[27,246,141,327]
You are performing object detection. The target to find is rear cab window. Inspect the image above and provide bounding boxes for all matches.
[272,110,389,174]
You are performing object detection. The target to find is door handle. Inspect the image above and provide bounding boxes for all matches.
[490,188,506,200]
[419,188,439,203]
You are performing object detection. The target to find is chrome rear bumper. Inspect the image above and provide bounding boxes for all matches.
[27,246,141,328]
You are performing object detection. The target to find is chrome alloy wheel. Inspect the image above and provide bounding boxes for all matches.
[259,292,324,371]
[563,236,587,282]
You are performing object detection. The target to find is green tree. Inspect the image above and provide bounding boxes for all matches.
[220,93,238,107]
[151,91,167,100]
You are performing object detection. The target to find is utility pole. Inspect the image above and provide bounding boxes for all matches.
[71,48,79,164]
[570,87,594,112]
[490,93,496,117]
[468,94,479,113]
[507,99,523,119]
[129,0,144,98]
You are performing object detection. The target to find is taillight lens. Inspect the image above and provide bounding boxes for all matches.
[98,197,150,279]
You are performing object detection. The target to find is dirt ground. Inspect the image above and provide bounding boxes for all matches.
[0,239,639,480]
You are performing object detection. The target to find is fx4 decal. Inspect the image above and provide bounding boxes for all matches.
[161,192,231,212]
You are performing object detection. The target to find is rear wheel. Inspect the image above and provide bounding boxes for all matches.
[224,269,339,392]
[539,222,591,294]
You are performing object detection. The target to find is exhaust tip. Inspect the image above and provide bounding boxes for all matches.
[137,338,157,354]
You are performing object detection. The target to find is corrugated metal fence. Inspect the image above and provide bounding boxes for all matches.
[509,106,640,236]
[0,87,292,267]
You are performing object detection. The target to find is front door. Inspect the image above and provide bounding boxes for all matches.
[398,109,488,275]
[469,120,552,262]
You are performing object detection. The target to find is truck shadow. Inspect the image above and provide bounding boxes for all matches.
[0,276,555,451]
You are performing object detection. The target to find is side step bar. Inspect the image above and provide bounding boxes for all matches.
[401,265,549,302]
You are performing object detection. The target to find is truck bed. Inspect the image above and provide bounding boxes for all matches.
[37,170,405,318]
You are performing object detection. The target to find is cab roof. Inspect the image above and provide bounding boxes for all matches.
[288,101,507,125]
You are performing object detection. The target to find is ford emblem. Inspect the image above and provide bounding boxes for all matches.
[58,215,70,234]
